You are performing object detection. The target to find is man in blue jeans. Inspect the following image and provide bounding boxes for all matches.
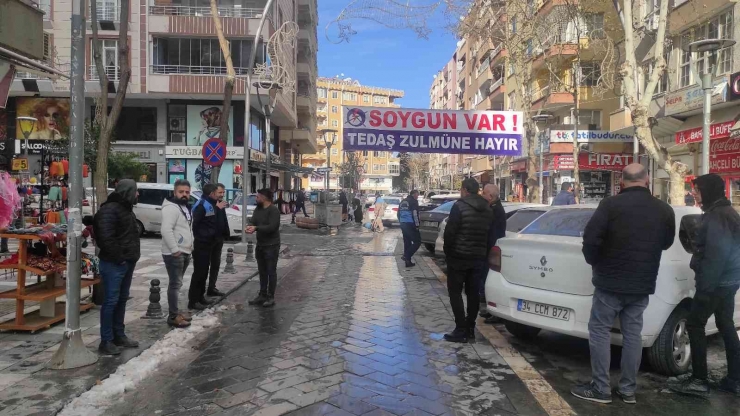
[398,190,421,268]
[93,179,142,356]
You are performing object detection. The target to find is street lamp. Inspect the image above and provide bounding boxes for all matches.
[682,38,736,175]
[319,128,338,190]
[532,113,553,204]
[254,81,282,190]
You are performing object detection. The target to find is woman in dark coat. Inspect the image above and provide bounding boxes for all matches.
[339,190,349,221]
[352,196,363,224]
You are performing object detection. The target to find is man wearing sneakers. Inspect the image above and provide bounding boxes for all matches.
[246,189,281,308]
[161,179,194,328]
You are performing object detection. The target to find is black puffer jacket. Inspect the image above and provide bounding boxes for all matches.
[93,179,140,264]
[690,174,740,292]
[444,194,493,261]
[488,199,507,249]
[582,186,675,295]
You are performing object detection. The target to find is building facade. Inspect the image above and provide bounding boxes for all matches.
[301,77,403,194]
[2,0,318,192]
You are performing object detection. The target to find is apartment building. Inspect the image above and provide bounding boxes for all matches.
[301,76,403,193]
[1,0,318,192]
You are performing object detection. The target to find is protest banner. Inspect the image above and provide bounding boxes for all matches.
[342,106,523,156]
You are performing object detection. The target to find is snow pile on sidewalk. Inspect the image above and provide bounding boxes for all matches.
[59,305,231,416]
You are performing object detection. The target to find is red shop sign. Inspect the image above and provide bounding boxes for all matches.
[552,153,637,170]
[709,136,740,173]
[511,160,527,172]
[675,121,735,144]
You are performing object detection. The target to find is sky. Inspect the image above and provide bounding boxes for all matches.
[317,0,460,110]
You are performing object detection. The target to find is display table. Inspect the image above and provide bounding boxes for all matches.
[0,233,99,332]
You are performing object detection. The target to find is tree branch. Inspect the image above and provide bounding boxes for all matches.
[640,0,669,107]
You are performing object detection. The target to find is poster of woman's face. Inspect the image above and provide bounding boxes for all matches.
[16,98,70,140]
[186,105,233,147]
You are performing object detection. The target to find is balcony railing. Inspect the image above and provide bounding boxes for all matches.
[150,65,254,75]
[477,57,491,78]
[491,44,503,60]
[88,65,120,80]
[489,78,503,93]
[93,5,120,21]
[149,5,262,18]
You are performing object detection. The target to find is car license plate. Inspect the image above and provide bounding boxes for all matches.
[517,299,570,321]
[422,221,438,227]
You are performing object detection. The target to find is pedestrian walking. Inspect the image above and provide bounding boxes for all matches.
[669,174,740,398]
[161,179,194,328]
[398,190,421,268]
[372,195,387,232]
[291,188,308,224]
[552,182,577,206]
[480,184,506,321]
[246,189,281,308]
[93,179,141,356]
[352,195,363,225]
[443,178,493,343]
[572,163,675,404]
[188,183,229,311]
[339,190,349,222]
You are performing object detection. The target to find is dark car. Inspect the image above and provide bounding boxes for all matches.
[419,200,457,253]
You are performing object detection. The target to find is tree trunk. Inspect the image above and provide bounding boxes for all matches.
[525,126,539,203]
[209,0,236,184]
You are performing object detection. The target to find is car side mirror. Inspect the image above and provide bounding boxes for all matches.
[679,214,702,253]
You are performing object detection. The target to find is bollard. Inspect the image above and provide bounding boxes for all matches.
[144,279,164,319]
[245,240,255,261]
[224,248,236,273]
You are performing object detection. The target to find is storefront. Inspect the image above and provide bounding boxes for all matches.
[509,159,528,201]
[551,153,640,203]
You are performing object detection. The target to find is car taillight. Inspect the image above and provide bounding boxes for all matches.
[392,208,398,212]
[488,246,501,272]
[368,207,374,212]
[232,205,239,211]
[82,200,90,206]
[487,301,497,308]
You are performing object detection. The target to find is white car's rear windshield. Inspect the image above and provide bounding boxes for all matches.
[384,198,401,205]
[521,209,595,237]
[433,201,456,213]
[506,210,546,232]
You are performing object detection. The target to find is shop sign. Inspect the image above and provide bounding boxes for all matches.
[166,146,268,161]
[675,121,735,144]
[11,158,28,171]
[511,160,527,172]
[549,130,633,143]
[553,153,638,170]
[665,75,728,116]
[729,71,740,101]
[709,136,740,173]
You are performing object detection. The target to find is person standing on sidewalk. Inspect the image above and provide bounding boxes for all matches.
[572,163,675,404]
[552,182,577,206]
[93,179,141,356]
[670,174,740,398]
[291,188,309,223]
[160,179,194,328]
[443,178,493,343]
[246,189,281,308]
[479,184,506,321]
[188,183,229,311]
[398,190,421,268]
[206,183,229,297]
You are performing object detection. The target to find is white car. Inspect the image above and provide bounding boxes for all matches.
[366,196,403,226]
[484,204,730,376]
[434,203,547,253]
[229,193,258,217]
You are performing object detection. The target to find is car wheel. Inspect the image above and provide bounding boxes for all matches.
[424,243,435,253]
[504,320,541,340]
[136,220,145,237]
[646,306,691,376]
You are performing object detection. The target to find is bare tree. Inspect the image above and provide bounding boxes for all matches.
[209,0,235,183]
[405,153,431,190]
[90,0,132,206]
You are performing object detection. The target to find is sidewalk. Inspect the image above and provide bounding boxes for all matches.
[0,238,270,416]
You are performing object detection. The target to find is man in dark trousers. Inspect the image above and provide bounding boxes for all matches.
[188,183,229,310]
[572,163,675,404]
[670,174,740,397]
[552,182,577,205]
[207,183,229,297]
[443,178,493,343]
[93,179,141,355]
[247,189,281,308]
[398,190,421,268]
[292,188,309,223]
[480,184,506,321]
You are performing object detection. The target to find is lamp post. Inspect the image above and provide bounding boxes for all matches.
[254,81,282,190]
[532,113,553,205]
[682,38,736,175]
[319,129,337,190]
[16,117,36,228]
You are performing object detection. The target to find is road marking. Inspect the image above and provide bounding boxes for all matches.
[423,256,576,416]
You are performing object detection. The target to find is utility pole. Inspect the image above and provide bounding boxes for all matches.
[49,0,98,370]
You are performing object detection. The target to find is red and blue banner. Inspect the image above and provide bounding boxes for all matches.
[342,106,523,155]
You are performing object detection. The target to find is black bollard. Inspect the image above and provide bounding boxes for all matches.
[246,240,254,261]
[144,279,164,319]
[224,248,236,273]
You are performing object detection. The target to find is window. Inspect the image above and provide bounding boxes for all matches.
[317,88,327,98]
[90,39,119,80]
[362,150,368,156]
[373,151,380,157]
[319,118,327,126]
[389,164,400,174]
[250,113,264,151]
[363,95,370,103]
[373,96,387,104]
[114,107,157,141]
[343,92,357,100]
[520,209,595,237]
[681,10,734,86]
[680,33,691,87]
[506,210,547,232]
[137,189,169,206]
[373,164,383,171]
[332,120,338,127]
[331,105,338,113]
[566,109,601,127]
[152,38,265,74]
[508,92,517,110]
[581,13,605,38]
[95,0,119,21]
[644,57,669,95]
[579,62,601,86]
[331,91,338,99]
[39,0,51,20]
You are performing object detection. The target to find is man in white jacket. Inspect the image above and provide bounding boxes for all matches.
[161,179,195,328]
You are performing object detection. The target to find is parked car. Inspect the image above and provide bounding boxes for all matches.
[419,200,458,253]
[366,196,403,227]
[134,183,243,238]
[422,190,453,205]
[434,203,547,253]
[82,187,112,217]
[230,192,258,217]
[484,205,715,376]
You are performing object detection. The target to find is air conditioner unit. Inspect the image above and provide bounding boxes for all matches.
[169,117,186,131]
[169,132,186,144]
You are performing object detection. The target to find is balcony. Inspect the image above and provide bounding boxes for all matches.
[149,5,261,18]
[92,3,120,22]
[531,83,575,110]
[88,65,120,81]
[298,25,317,50]
[488,77,504,97]
[148,0,271,37]
[490,44,508,63]
[297,0,317,26]
[477,57,491,80]
[536,0,571,16]
[530,37,578,70]
[297,79,317,112]
[150,65,253,75]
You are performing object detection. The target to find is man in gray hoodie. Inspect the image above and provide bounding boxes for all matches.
[161,179,194,328]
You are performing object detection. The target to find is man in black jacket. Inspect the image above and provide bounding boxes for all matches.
[443,178,493,343]
[671,174,740,397]
[247,189,281,308]
[188,183,229,310]
[291,188,309,223]
[93,179,141,356]
[572,164,675,404]
[480,184,506,320]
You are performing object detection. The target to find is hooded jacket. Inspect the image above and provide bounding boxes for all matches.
[161,197,194,255]
[690,174,740,292]
[93,179,141,263]
[444,194,494,261]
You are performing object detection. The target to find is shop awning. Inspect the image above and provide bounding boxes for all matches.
[610,116,684,140]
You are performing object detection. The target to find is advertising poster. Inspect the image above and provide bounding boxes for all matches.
[168,159,186,173]
[186,105,234,146]
[342,106,523,156]
[15,97,70,140]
